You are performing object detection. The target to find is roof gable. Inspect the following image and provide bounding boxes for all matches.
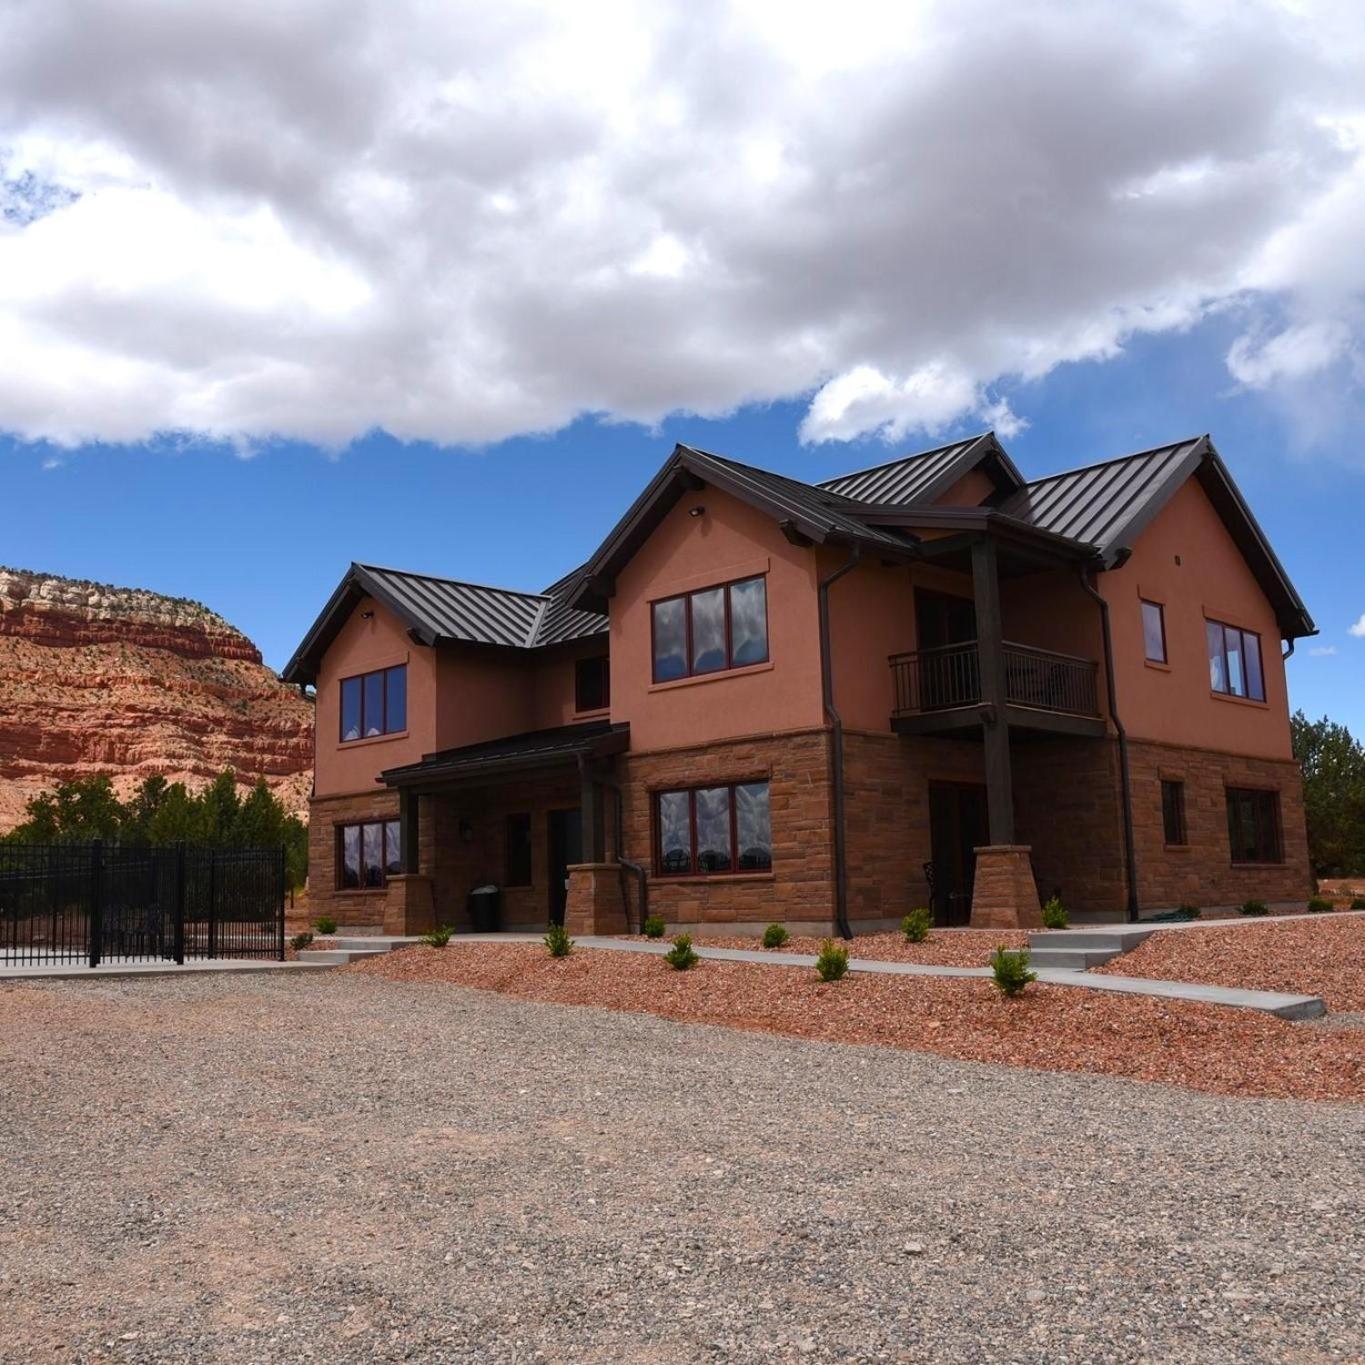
[818,432,1023,506]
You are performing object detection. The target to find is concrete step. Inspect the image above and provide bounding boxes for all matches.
[316,936,425,953]
[295,948,390,966]
[1026,947,1118,971]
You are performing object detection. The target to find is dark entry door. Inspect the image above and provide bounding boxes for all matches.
[547,808,582,927]
[927,782,989,926]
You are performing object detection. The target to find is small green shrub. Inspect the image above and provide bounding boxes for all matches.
[544,922,574,958]
[815,938,849,982]
[1239,900,1270,917]
[664,933,700,970]
[901,908,932,943]
[1352,897,1365,911]
[314,915,337,935]
[1177,903,1202,920]
[643,914,666,939]
[1306,897,1333,914]
[289,931,314,951]
[762,923,790,949]
[990,946,1037,997]
[1040,896,1068,930]
[423,924,454,947]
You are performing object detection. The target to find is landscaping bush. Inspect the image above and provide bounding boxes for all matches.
[990,946,1037,997]
[423,924,454,947]
[901,908,931,943]
[1353,897,1365,911]
[314,915,337,935]
[762,922,790,948]
[1306,897,1334,914]
[1040,895,1068,930]
[664,933,700,970]
[544,922,574,958]
[289,931,314,951]
[643,914,666,939]
[1239,900,1270,917]
[1177,903,1202,920]
[815,938,849,982]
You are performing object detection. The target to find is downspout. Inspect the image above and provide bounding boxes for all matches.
[820,543,863,940]
[1077,567,1140,923]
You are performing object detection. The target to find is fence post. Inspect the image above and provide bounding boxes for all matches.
[88,840,103,969]
[207,849,218,959]
[173,843,186,965]
[277,846,287,962]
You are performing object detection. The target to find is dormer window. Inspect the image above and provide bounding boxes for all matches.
[651,575,768,683]
[340,664,407,741]
[575,655,610,713]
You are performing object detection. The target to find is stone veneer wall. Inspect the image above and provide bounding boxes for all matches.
[306,788,406,928]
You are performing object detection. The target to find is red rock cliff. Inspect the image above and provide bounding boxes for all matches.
[0,567,313,831]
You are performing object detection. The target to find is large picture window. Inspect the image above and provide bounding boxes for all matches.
[1226,788,1282,864]
[655,781,772,876]
[340,664,407,741]
[1206,620,1264,702]
[651,576,768,682]
[338,819,402,889]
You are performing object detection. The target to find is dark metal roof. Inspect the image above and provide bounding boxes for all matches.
[819,433,1023,506]
[380,720,629,787]
[281,561,606,685]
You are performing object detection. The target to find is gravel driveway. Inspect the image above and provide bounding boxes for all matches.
[1,973,1362,1363]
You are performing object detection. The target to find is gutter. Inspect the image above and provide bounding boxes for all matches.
[1078,567,1140,923]
[819,544,863,940]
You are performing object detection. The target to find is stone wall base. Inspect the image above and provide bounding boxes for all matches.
[970,845,1042,929]
[382,874,436,936]
[564,863,628,936]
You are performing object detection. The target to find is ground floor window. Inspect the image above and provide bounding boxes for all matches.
[339,819,401,888]
[655,781,772,875]
[506,812,533,886]
[1161,779,1187,846]
[1226,788,1281,864]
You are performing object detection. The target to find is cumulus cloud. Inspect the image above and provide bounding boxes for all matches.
[0,0,1363,451]
[1308,645,1338,656]
[1350,616,1365,638]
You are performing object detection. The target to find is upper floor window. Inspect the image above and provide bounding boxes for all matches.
[1226,787,1281,864]
[651,575,768,683]
[1141,600,1167,664]
[1206,620,1264,702]
[655,780,772,876]
[340,664,407,741]
[575,655,610,713]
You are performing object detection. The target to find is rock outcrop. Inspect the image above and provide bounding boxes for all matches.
[0,567,313,831]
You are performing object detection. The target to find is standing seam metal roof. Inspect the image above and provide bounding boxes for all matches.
[817,435,989,505]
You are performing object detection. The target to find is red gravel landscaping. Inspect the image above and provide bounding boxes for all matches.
[346,942,1364,1103]
[636,928,1028,966]
[1096,915,1365,1012]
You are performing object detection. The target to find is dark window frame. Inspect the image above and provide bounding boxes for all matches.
[1225,787,1283,865]
[650,574,769,683]
[653,779,772,877]
[1141,599,1168,664]
[339,663,408,742]
[1161,778,1187,846]
[336,818,402,890]
[1206,619,1265,702]
[505,812,533,887]
[574,655,611,713]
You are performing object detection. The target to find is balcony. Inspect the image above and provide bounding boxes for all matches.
[889,640,1104,737]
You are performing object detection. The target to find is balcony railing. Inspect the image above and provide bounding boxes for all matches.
[890,640,1100,719]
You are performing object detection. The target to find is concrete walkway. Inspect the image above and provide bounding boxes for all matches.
[0,958,330,982]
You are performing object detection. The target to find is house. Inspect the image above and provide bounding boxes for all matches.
[282,433,1315,936]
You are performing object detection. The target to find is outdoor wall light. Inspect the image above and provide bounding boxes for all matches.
[360,609,374,619]
[688,505,705,518]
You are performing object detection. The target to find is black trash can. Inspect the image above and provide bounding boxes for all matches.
[467,884,501,933]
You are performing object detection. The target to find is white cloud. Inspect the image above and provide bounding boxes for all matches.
[1350,616,1365,638]
[1308,644,1338,656]
[0,0,1362,452]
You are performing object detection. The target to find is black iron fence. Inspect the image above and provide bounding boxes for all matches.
[0,843,286,967]
[890,640,1100,718]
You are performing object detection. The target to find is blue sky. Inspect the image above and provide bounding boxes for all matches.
[6,310,1362,731]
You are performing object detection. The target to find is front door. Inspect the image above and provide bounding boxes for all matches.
[927,781,989,926]
[547,808,582,927]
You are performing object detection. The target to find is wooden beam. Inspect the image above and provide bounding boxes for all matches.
[579,758,600,863]
[972,537,1015,844]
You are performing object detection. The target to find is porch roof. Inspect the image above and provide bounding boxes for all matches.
[379,720,629,789]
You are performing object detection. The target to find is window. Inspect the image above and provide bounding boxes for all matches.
[651,576,769,682]
[655,781,771,876]
[1161,779,1186,846]
[340,664,407,741]
[506,813,532,887]
[1206,620,1265,702]
[575,656,610,712]
[338,819,402,888]
[1226,788,1282,864]
[1142,600,1167,664]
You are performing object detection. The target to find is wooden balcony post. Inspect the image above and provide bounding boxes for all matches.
[971,536,1015,843]
[399,785,420,874]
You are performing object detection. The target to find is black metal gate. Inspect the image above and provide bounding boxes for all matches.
[0,843,286,966]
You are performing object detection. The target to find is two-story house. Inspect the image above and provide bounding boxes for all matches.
[283,433,1314,936]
